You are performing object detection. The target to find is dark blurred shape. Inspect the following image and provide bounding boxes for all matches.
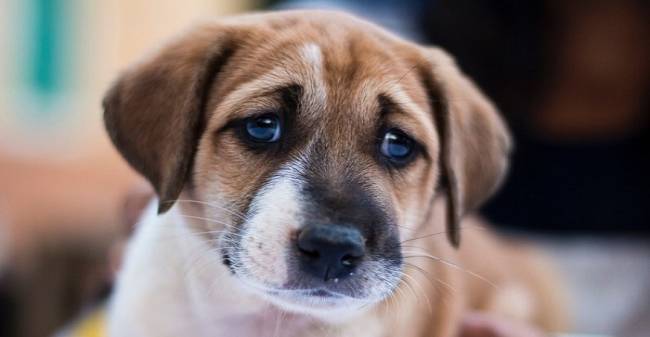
[1,240,111,337]
[421,0,549,122]
[0,277,17,337]
[421,0,650,234]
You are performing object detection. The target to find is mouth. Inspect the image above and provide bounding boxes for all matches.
[269,288,345,299]
[303,289,340,298]
[233,271,364,310]
[264,286,367,312]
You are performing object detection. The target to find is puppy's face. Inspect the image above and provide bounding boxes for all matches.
[194,41,438,313]
[104,11,510,318]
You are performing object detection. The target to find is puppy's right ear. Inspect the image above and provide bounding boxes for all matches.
[103,24,237,214]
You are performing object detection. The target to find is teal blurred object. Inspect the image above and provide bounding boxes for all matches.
[30,0,63,94]
[24,0,70,119]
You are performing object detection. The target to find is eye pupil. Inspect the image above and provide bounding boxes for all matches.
[380,129,414,162]
[245,114,281,142]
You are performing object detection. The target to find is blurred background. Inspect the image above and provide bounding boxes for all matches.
[0,1,647,336]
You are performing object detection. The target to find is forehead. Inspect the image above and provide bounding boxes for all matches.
[207,16,435,142]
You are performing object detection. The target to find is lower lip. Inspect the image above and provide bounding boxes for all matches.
[272,288,345,299]
[306,289,338,298]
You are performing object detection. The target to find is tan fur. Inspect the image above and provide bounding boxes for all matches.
[104,10,567,337]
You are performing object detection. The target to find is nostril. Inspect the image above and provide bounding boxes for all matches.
[296,224,366,280]
[298,245,320,259]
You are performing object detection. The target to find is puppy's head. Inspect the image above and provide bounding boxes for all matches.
[104,11,510,318]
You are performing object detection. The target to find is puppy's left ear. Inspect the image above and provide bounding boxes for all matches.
[103,24,237,214]
[419,48,512,247]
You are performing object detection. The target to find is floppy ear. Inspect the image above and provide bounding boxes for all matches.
[103,24,236,214]
[420,48,512,247]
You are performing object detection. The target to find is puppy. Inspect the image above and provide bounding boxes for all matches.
[103,10,566,337]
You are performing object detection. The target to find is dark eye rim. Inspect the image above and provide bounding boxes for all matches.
[220,110,284,151]
[377,127,420,168]
[244,113,282,143]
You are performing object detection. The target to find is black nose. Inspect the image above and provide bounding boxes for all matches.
[296,224,365,282]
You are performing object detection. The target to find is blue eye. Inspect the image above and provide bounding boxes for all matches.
[245,114,281,142]
[380,129,414,162]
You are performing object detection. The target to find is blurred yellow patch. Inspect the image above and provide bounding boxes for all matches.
[70,309,106,337]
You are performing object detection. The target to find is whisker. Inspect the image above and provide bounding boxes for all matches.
[389,281,405,320]
[403,262,456,293]
[164,199,247,220]
[395,223,487,247]
[398,273,417,301]
[403,263,457,302]
[403,272,433,316]
[177,214,238,229]
[402,252,497,289]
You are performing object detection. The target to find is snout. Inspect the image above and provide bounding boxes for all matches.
[228,171,403,307]
[296,224,365,282]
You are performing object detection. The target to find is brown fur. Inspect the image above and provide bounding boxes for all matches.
[104,10,567,336]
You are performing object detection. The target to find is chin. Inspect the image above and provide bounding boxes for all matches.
[265,290,372,322]
[234,274,373,322]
